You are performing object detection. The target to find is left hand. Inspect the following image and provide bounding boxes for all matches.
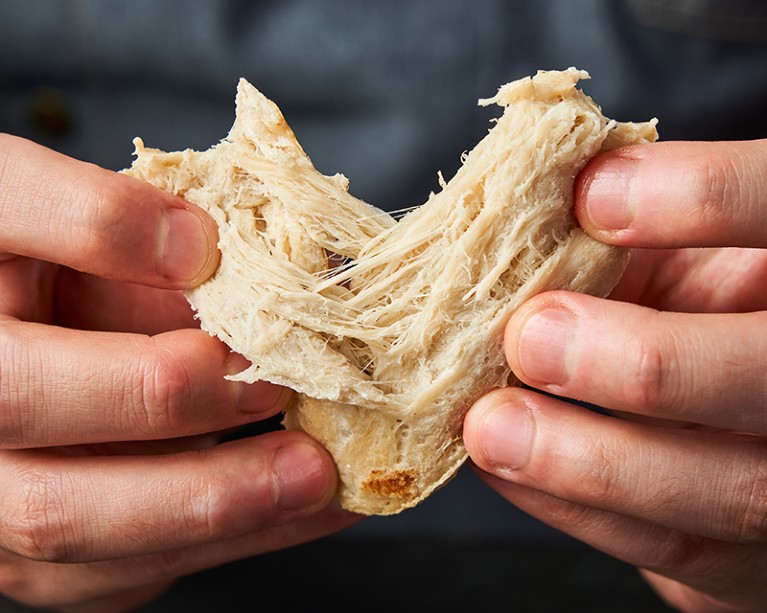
[0,136,358,613]
[463,140,767,613]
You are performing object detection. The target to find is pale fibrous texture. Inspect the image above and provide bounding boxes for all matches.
[126,68,658,515]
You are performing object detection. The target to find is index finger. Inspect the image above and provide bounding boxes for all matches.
[575,139,767,249]
[0,134,219,289]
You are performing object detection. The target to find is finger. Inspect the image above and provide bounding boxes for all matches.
[0,431,339,563]
[0,134,219,289]
[575,139,767,248]
[0,505,359,612]
[0,321,290,447]
[47,581,173,613]
[0,256,58,323]
[639,571,739,613]
[607,247,767,314]
[53,269,198,334]
[471,470,767,611]
[463,386,767,544]
[504,291,767,435]
[0,256,198,332]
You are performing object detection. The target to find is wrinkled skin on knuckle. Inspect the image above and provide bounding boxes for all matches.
[576,432,626,505]
[78,177,132,252]
[75,174,158,277]
[698,148,763,239]
[733,459,767,544]
[692,156,733,232]
[621,335,665,411]
[175,474,220,542]
[4,468,77,563]
[0,326,29,448]
[197,467,278,539]
[133,344,194,438]
[619,329,686,418]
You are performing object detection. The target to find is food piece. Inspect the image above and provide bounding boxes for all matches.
[126,68,658,515]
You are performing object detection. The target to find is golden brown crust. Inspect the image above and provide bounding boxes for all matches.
[362,470,417,499]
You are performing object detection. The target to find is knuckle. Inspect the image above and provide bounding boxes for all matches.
[690,149,760,241]
[78,183,123,257]
[0,325,28,448]
[693,156,731,227]
[0,135,11,189]
[576,434,624,504]
[182,469,277,542]
[134,344,193,436]
[180,475,231,542]
[0,135,22,214]
[620,331,682,415]
[4,469,75,562]
[188,478,219,539]
[622,336,664,409]
[75,173,154,270]
[734,458,767,543]
[697,151,756,233]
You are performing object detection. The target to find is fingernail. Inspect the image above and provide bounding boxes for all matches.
[159,207,216,285]
[478,398,535,473]
[274,442,330,512]
[517,308,575,386]
[579,154,637,230]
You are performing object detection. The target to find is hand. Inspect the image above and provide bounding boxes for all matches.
[0,134,357,613]
[464,140,767,613]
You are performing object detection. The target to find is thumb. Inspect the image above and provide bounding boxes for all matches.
[0,134,220,289]
[574,139,767,249]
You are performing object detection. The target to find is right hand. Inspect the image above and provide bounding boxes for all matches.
[0,134,358,613]
[464,140,767,613]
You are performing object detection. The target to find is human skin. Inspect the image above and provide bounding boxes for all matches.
[0,134,359,612]
[464,140,767,612]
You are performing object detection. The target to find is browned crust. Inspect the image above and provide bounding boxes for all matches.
[361,469,416,498]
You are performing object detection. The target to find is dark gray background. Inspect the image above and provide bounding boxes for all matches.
[1,1,766,610]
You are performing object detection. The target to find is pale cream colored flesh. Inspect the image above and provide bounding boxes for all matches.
[126,68,657,515]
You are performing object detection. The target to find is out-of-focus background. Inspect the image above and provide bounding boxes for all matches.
[1,1,766,610]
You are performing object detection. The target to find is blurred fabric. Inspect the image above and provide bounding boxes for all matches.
[1,1,766,611]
